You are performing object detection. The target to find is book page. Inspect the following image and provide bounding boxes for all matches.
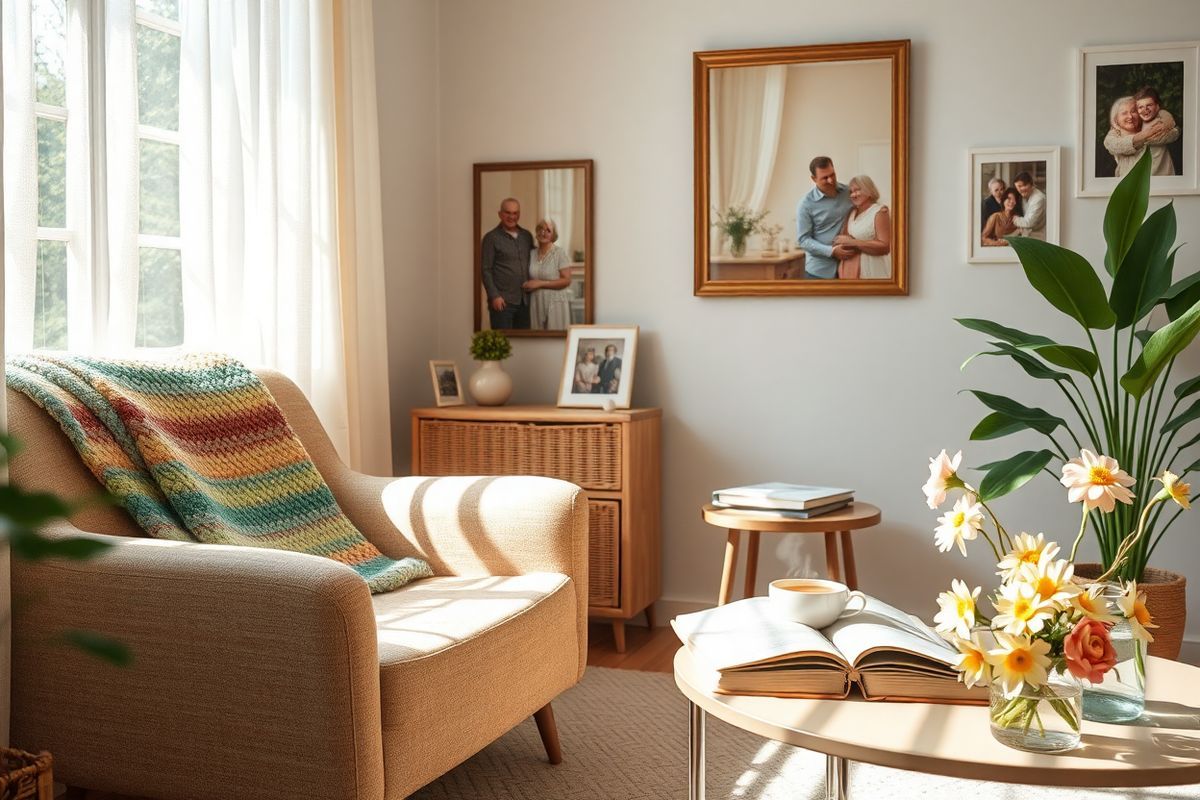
[823,595,958,669]
[671,597,849,672]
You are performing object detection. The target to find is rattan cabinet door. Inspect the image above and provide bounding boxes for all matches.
[587,500,620,607]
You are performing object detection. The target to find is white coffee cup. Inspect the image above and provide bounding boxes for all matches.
[768,578,867,627]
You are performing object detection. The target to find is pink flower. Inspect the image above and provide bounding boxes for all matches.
[1063,618,1118,683]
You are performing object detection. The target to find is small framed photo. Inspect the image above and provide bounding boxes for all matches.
[556,325,638,409]
[968,147,1061,264]
[428,360,464,407]
[1078,41,1199,196]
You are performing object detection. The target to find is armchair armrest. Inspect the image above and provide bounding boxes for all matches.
[11,522,385,800]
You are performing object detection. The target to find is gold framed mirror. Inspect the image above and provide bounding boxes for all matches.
[693,40,909,296]
[474,159,593,336]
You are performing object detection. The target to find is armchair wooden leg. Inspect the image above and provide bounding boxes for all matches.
[533,703,563,764]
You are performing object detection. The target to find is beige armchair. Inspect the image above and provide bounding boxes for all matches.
[5,370,589,800]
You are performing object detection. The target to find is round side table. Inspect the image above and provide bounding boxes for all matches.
[701,502,881,605]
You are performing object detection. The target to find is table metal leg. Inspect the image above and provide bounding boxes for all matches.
[825,754,849,799]
[689,702,705,800]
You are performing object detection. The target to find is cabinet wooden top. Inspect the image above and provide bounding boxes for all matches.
[412,405,662,422]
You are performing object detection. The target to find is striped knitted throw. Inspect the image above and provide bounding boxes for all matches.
[6,353,432,593]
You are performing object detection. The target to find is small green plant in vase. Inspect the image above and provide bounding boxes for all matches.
[712,205,769,258]
[468,329,513,405]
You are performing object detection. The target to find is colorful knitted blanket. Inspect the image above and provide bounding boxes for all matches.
[6,353,432,593]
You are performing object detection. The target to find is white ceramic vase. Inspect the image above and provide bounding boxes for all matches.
[468,360,512,406]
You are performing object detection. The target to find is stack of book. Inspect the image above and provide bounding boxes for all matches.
[711,482,853,519]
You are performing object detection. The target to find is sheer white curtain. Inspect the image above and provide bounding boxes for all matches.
[539,168,574,260]
[709,65,787,248]
[179,0,352,462]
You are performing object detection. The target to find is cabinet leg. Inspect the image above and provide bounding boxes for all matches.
[612,620,626,653]
[743,531,760,598]
[718,530,741,605]
[839,531,858,590]
[644,603,656,629]
[824,532,842,583]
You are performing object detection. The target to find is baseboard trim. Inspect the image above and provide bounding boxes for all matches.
[651,598,1200,666]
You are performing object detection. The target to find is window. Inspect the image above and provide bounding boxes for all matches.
[11,0,184,351]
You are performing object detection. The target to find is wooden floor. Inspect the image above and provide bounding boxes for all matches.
[80,622,676,800]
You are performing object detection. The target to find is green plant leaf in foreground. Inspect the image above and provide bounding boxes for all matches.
[978,343,1071,382]
[1109,202,1176,328]
[61,629,132,666]
[1164,268,1200,322]
[970,412,1029,441]
[968,390,1066,435]
[1121,297,1200,398]
[1163,397,1200,434]
[1008,237,1116,330]
[955,318,1098,375]
[1103,147,1151,277]
[7,528,112,561]
[978,450,1057,502]
[1176,375,1200,401]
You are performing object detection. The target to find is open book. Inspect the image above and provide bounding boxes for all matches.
[672,595,987,705]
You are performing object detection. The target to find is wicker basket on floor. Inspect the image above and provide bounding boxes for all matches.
[0,749,53,800]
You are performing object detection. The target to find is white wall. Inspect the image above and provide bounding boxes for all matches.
[373,0,440,470]
[375,0,1200,637]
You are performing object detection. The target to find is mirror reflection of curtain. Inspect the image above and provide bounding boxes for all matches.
[710,65,787,250]
[539,169,574,260]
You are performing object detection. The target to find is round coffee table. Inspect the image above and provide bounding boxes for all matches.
[701,502,881,604]
[675,647,1200,799]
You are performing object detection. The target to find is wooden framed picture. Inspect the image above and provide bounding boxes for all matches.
[428,360,464,407]
[1078,41,1199,196]
[556,325,638,409]
[693,39,909,296]
[968,147,1060,264]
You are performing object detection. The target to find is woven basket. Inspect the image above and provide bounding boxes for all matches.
[1073,563,1187,660]
[0,749,53,800]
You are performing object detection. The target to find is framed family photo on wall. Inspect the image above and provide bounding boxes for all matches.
[429,360,464,407]
[556,325,638,409]
[1078,41,1199,196]
[968,147,1060,264]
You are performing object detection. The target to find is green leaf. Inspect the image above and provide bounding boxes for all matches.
[1176,375,1200,401]
[1164,268,1200,322]
[1184,458,1200,476]
[1176,430,1200,452]
[978,450,1057,502]
[1163,397,1200,434]
[970,412,1030,441]
[1121,297,1200,398]
[1007,237,1116,330]
[0,434,22,467]
[1109,202,1176,328]
[61,630,132,666]
[0,486,74,525]
[7,529,111,561]
[954,318,1098,375]
[968,390,1066,435]
[1135,329,1156,348]
[977,343,1071,382]
[1103,148,1151,277]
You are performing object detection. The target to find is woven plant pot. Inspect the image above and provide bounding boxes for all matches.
[1074,563,1187,661]
[0,748,53,800]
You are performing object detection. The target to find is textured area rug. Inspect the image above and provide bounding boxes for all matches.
[411,667,1200,800]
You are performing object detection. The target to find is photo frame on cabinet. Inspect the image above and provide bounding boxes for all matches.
[968,147,1060,264]
[474,160,594,337]
[429,360,464,407]
[1078,41,1199,196]
[693,39,909,296]
[556,325,638,409]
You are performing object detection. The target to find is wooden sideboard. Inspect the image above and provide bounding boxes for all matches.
[410,405,662,652]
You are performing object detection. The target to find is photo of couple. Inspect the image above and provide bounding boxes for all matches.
[795,156,892,280]
[1094,62,1184,178]
[978,164,1048,247]
[573,341,623,395]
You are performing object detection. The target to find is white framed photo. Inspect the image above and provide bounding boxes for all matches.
[556,325,638,409]
[968,147,1061,264]
[428,360,464,407]
[1078,41,1199,197]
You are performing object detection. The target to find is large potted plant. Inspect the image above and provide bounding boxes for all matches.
[955,149,1199,658]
